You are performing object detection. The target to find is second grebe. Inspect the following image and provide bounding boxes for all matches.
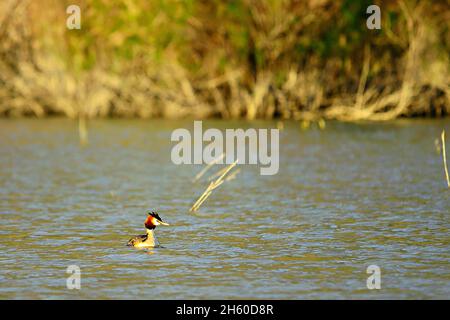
[127,211,170,248]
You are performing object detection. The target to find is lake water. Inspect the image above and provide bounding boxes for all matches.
[0,118,449,299]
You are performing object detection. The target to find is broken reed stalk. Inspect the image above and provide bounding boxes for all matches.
[78,116,88,146]
[225,168,240,182]
[441,130,450,188]
[192,153,225,182]
[207,165,229,181]
[355,44,371,109]
[190,160,238,212]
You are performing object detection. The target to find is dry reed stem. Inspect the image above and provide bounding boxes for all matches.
[207,165,229,181]
[355,44,371,109]
[434,138,441,154]
[441,130,450,188]
[190,160,238,212]
[192,153,225,183]
[78,117,88,146]
[225,168,240,182]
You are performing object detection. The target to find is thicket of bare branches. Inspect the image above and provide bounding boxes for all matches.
[0,0,448,120]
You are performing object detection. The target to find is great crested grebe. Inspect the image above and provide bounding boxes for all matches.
[127,211,170,248]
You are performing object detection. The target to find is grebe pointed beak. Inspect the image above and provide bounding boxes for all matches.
[145,211,170,227]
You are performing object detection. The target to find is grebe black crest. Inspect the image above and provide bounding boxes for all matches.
[127,211,170,248]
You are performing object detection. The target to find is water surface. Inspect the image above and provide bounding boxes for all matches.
[0,118,449,299]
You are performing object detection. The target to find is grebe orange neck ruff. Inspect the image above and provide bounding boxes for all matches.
[127,211,170,248]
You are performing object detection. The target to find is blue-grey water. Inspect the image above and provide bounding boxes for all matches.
[0,118,449,299]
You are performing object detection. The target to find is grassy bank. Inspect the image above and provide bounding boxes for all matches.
[0,0,448,120]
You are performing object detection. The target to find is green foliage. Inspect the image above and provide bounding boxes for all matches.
[54,0,446,79]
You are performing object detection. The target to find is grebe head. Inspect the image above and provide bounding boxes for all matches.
[144,211,170,230]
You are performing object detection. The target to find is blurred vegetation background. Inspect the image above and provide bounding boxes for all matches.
[0,0,448,120]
